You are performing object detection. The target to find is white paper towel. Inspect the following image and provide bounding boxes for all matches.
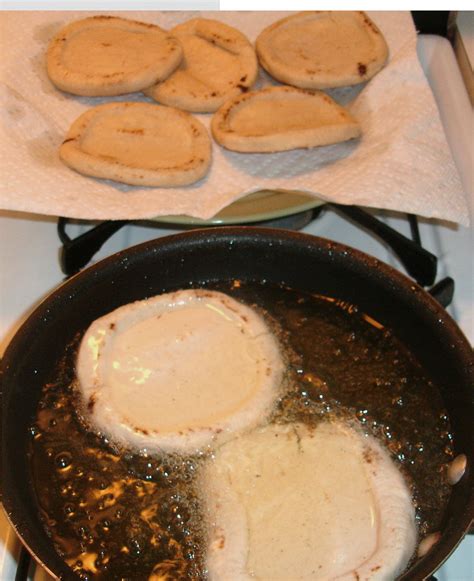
[0,11,469,224]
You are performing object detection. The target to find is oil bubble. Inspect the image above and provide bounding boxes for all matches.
[64,503,75,516]
[55,451,73,470]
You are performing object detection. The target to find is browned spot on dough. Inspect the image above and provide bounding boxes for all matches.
[358,63,367,76]
[223,301,238,314]
[132,21,158,29]
[87,394,96,412]
[211,92,217,97]
[109,322,115,330]
[62,137,75,144]
[134,426,149,435]
[371,566,381,572]
[217,537,225,549]
[101,43,111,47]
[237,84,249,92]
[306,69,316,75]
[117,128,144,135]
[363,448,374,464]
[363,14,379,33]
[240,75,247,83]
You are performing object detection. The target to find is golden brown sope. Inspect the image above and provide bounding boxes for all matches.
[211,86,361,153]
[145,18,258,113]
[256,11,389,89]
[60,102,211,187]
[47,16,183,96]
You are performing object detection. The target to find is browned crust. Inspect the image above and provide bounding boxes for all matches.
[144,18,258,113]
[256,11,389,90]
[211,85,361,153]
[46,16,183,97]
[59,102,212,187]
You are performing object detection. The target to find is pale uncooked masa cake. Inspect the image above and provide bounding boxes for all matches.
[211,85,361,152]
[46,16,183,96]
[144,18,258,113]
[59,102,212,187]
[201,421,417,580]
[256,11,389,89]
[76,290,284,453]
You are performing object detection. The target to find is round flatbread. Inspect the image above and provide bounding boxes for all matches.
[144,18,258,113]
[76,290,284,453]
[201,422,416,581]
[211,86,361,153]
[47,16,183,96]
[60,102,212,187]
[256,11,389,89]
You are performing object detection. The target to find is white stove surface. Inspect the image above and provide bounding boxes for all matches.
[1,34,473,580]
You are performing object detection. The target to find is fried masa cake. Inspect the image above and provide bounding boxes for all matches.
[76,290,284,453]
[256,11,389,90]
[201,421,417,580]
[145,18,258,113]
[59,102,212,187]
[47,16,183,96]
[211,86,360,153]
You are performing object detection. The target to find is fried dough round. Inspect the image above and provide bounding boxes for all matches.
[76,290,284,453]
[60,102,211,187]
[201,422,416,580]
[144,18,258,113]
[211,86,361,153]
[47,16,183,96]
[256,11,389,89]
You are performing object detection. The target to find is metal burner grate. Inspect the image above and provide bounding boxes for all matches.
[56,206,453,307]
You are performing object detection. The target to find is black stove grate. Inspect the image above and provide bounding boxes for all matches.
[56,206,453,307]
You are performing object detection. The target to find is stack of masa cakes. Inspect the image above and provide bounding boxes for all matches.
[74,287,419,580]
[46,12,389,187]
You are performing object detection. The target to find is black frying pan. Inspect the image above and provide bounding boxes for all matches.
[1,227,473,580]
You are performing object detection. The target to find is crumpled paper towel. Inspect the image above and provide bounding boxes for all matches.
[0,11,469,224]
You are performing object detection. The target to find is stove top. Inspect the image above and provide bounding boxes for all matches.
[0,33,472,581]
